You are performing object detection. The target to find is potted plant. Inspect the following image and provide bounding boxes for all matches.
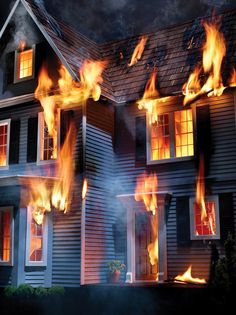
[107,260,126,283]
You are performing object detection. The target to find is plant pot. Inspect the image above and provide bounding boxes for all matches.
[108,270,121,283]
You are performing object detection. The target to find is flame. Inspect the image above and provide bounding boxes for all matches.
[137,71,171,124]
[19,39,26,51]
[82,178,88,200]
[128,36,147,67]
[51,123,77,213]
[183,20,226,105]
[135,172,158,215]
[174,265,206,284]
[196,156,207,222]
[28,179,51,225]
[229,68,236,87]
[148,214,159,266]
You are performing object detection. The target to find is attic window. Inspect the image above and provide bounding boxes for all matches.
[14,45,35,82]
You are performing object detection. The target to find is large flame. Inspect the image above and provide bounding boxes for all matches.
[137,71,171,124]
[174,265,206,284]
[82,178,88,200]
[196,156,207,222]
[183,20,226,105]
[128,36,147,67]
[229,68,236,87]
[29,59,106,224]
[135,172,158,215]
[51,123,77,213]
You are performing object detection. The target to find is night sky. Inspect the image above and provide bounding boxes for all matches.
[1,0,236,42]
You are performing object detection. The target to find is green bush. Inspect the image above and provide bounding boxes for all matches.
[35,286,48,297]
[15,284,34,298]
[3,285,17,297]
[48,286,65,296]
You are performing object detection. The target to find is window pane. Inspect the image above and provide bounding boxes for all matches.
[194,201,217,236]
[0,123,8,167]
[17,49,33,79]
[174,109,194,158]
[0,210,11,262]
[29,219,43,262]
[150,114,170,160]
[40,117,57,161]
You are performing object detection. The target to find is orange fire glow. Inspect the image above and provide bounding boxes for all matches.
[135,172,158,215]
[128,36,147,67]
[183,20,226,105]
[174,265,206,284]
[137,71,171,124]
[18,39,26,52]
[229,68,236,87]
[82,178,88,200]
[52,123,77,213]
[196,156,207,222]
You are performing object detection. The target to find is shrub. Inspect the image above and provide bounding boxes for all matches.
[3,286,17,297]
[15,284,34,298]
[35,286,48,297]
[48,286,65,296]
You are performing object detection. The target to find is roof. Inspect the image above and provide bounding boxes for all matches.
[1,1,236,104]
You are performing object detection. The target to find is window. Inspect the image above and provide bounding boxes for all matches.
[14,45,35,82]
[25,206,48,266]
[37,112,59,163]
[0,119,10,168]
[0,207,13,265]
[147,109,194,163]
[189,196,220,240]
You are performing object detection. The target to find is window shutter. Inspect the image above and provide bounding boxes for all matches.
[9,120,20,164]
[35,42,47,75]
[196,105,212,173]
[219,193,234,242]
[5,51,15,86]
[27,117,38,162]
[135,116,146,162]
[176,197,191,246]
[60,110,74,146]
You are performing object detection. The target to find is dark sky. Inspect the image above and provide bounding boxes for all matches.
[1,0,236,43]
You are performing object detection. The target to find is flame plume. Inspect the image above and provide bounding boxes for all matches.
[128,36,147,67]
[174,265,206,284]
[196,156,207,222]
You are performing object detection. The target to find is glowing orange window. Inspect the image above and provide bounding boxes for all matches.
[17,48,33,80]
[0,209,12,263]
[150,114,170,160]
[175,109,194,157]
[194,201,217,236]
[29,218,43,262]
[0,122,8,167]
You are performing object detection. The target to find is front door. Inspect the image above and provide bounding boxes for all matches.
[135,211,158,281]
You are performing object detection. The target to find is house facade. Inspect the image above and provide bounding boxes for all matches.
[0,0,235,287]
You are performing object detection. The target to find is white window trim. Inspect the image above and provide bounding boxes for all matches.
[37,110,60,165]
[14,44,36,83]
[189,195,220,240]
[146,107,196,165]
[0,118,11,170]
[0,206,14,266]
[25,206,48,267]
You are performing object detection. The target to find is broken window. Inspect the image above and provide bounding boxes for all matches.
[0,120,10,167]
[0,207,13,265]
[189,196,220,240]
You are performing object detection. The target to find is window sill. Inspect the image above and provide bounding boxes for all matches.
[147,156,194,165]
[0,261,13,267]
[191,235,220,241]
[0,165,9,171]
[36,159,57,166]
[25,262,47,267]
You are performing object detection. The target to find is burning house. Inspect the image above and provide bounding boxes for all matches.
[0,0,235,287]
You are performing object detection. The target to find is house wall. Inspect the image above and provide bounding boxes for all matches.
[114,90,236,280]
[84,100,116,284]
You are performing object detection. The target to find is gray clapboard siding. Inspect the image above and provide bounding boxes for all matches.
[84,101,116,284]
[114,90,236,280]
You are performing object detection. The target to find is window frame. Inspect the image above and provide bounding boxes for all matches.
[25,206,48,267]
[146,106,196,165]
[189,195,220,240]
[0,206,14,266]
[0,119,11,170]
[37,110,60,165]
[14,44,36,83]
